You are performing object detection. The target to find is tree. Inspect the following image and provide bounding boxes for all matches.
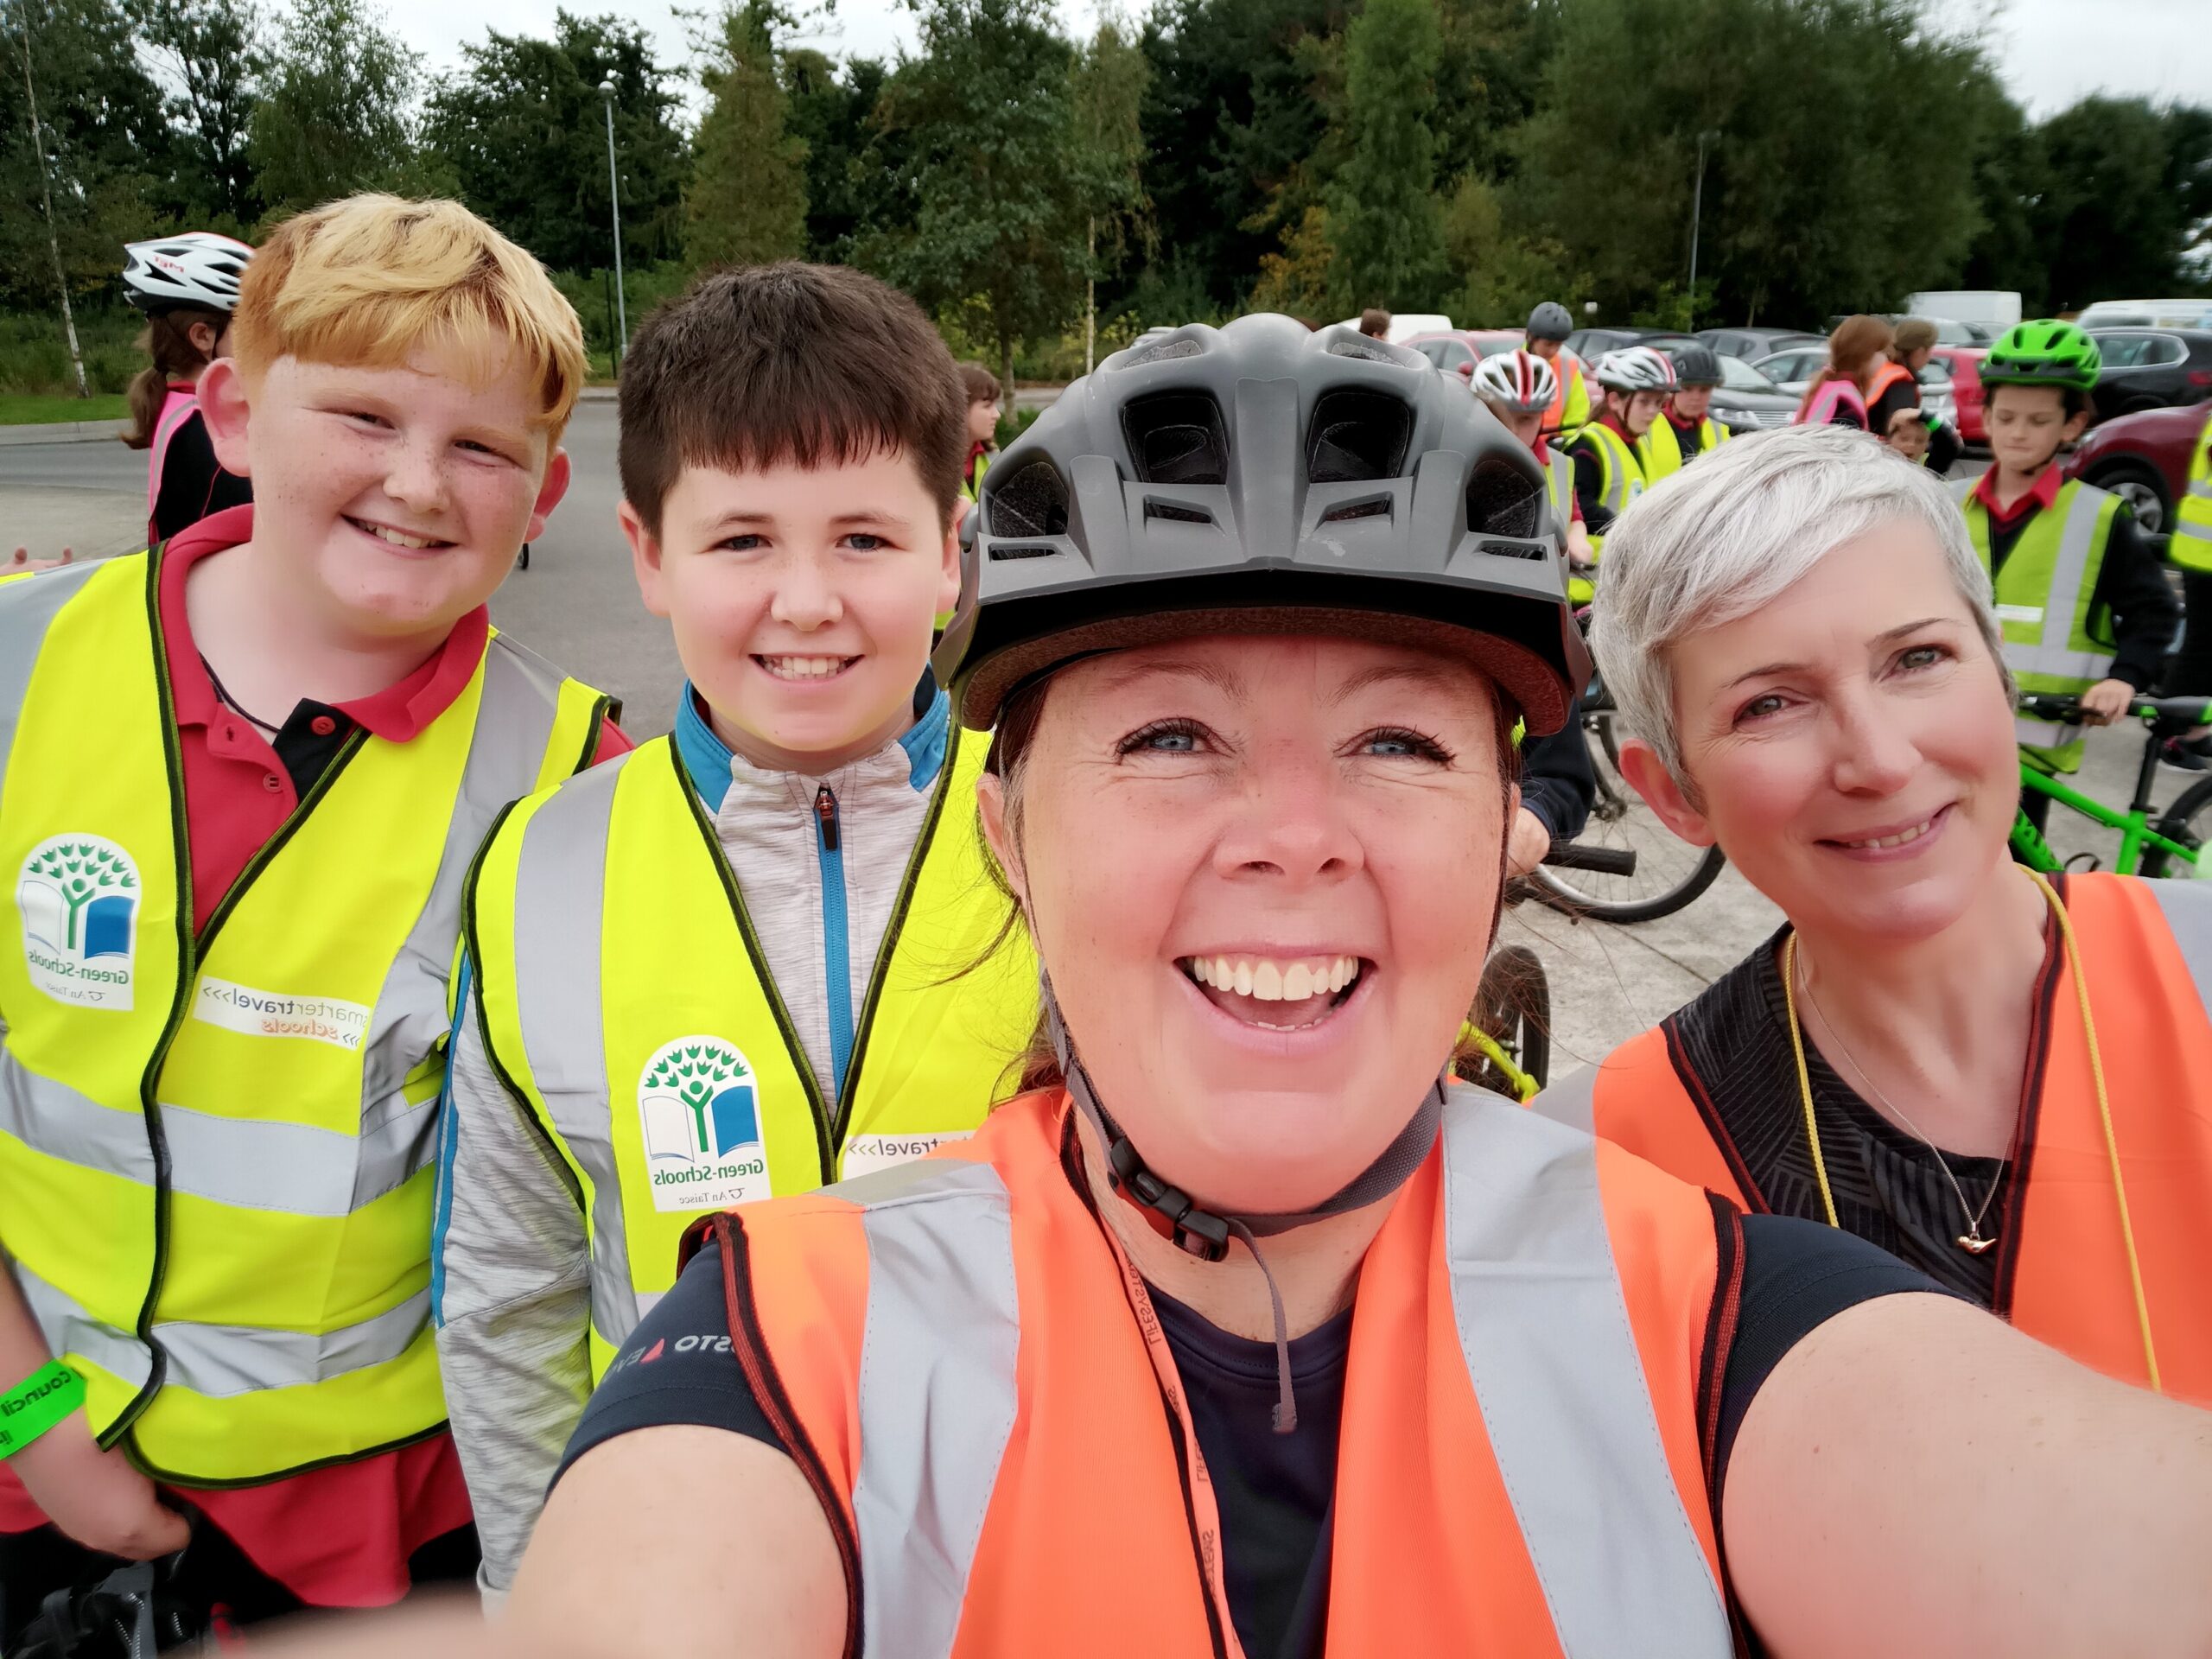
[0,0,175,310]
[1069,16,1154,367]
[2032,98,2212,310]
[140,0,266,224]
[784,50,899,263]
[866,0,1090,403]
[1139,0,1348,312]
[248,0,425,215]
[1327,0,1447,311]
[1510,0,1995,326]
[422,11,688,274]
[686,0,808,268]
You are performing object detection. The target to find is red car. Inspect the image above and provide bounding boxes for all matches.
[1928,345,1986,444]
[2063,402,2210,540]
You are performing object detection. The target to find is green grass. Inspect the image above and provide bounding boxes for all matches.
[0,391,128,426]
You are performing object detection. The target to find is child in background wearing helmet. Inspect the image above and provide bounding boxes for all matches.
[1640,345,1730,480]
[121,233,257,545]
[1565,347,1671,554]
[1884,405,1933,466]
[1963,321,2177,818]
[1523,301,1588,436]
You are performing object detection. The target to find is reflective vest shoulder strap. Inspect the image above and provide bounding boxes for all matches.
[0,556,113,782]
[1437,1092,1732,1652]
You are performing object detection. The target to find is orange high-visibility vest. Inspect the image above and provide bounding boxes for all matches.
[709,1087,1737,1656]
[1864,359,1916,419]
[1538,874,2212,1402]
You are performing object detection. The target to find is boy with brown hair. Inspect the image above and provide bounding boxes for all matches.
[435,262,1033,1598]
[0,194,621,1640]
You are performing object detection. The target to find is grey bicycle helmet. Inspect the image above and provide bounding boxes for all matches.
[943,313,1587,736]
[1669,344,1721,386]
[1526,302,1574,343]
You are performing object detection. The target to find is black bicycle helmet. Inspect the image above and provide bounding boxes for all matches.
[1669,343,1721,386]
[943,314,1588,737]
[1526,301,1574,342]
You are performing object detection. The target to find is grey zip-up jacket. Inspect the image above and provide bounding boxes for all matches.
[432,685,951,1597]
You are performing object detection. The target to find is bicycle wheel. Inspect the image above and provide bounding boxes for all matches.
[2139,774,2212,877]
[1530,709,1728,923]
[1465,944,1550,1096]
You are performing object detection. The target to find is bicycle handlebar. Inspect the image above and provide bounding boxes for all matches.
[2017,692,2212,728]
[1541,841,1638,876]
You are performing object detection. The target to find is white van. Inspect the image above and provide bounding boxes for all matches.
[1905,290,2021,332]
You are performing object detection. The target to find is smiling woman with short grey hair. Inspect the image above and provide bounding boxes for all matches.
[1542,423,2212,1399]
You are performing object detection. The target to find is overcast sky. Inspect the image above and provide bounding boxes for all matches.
[379,0,2211,119]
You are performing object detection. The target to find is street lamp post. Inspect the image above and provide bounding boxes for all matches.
[1688,129,1720,316]
[599,79,626,370]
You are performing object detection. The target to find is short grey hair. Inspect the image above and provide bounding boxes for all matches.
[1588,423,2005,779]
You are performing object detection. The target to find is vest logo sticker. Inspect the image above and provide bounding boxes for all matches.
[841,1131,974,1180]
[638,1037,772,1212]
[192,975,372,1050]
[17,835,140,1011]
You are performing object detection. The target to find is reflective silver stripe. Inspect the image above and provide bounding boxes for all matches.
[848,1157,1020,1659]
[2015,715,2073,750]
[2187,479,2212,502]
[2035,486,2105,662]
[1529,1065,1598,1135]
[1949,477,1976,504]
[13,1259,154,1391]
[361,637,570,1107]
[507,754,638,1345]
[1440,1090,1731,1657]
[2141,880,2212,1003]
[2006,641,2117,682]
[0,558,105,789]
[2173,518,2212,542]
[16,1258,426,1397]
[0,1052,156,1185]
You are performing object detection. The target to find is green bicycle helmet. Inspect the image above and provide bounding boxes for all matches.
[1981,319,2101,392]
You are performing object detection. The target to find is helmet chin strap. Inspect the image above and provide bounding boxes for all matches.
[1044,975,1446,1433]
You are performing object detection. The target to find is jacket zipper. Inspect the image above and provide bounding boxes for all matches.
[815,786,857,1103]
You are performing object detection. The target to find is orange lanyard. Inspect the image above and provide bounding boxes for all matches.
[1095,1215,1254,1659]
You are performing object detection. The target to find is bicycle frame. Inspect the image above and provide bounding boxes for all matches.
[2014,760,2200,875]
[1460,1027,1538,1103]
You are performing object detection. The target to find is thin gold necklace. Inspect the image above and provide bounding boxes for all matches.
[1779,870,2164,1392]
[1786,939,2005,1253]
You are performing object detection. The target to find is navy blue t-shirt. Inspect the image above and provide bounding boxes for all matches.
[558,1216,1937,1656]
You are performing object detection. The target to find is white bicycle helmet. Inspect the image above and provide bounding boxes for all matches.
[1593,345,1676,395]
[1470,349,1559,416]
[123,232,254,315]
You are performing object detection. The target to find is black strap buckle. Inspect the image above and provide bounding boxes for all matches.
[1108,1135,1231,1262]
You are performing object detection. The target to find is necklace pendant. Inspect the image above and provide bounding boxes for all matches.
[1958,1230,1998,1255]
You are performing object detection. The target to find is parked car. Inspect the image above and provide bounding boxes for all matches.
[1404,329,1525,378]
[1698,326,1826,363]
[1749,345,1828,399]
[1564,326,1646,364]
[2086,328,2212,421]
[1927,346,1986,443]
[2063,402,2209,540]
[2075,300,2212,332]
[1704,354,1797,432]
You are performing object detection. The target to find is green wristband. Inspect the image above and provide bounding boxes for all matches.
[0,1363,86,1459]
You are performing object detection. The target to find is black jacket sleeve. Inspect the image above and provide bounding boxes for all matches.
[150,410,252,543]
[2093,505,2181,691]
[1866,379,1917,437]
[1518,696,1595,843]
[1569,437,1616,537]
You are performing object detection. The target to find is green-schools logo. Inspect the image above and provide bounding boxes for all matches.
[17,835,140,1010]
[638,1036,772,1213]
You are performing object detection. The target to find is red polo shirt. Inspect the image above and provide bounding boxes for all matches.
[0,507,625,1605]
[1970,459,2063,530]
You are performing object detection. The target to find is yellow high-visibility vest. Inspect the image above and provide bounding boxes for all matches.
[465,728,1035,1377]
[0,549,611,1482]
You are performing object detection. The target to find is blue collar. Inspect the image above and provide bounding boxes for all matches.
[676,672,950,806]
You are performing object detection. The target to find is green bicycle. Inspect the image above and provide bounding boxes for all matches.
[2012,692,2212,876]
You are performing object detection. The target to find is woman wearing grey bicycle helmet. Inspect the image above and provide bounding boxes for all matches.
[505,321,2212,1659]
[1541,423,2212,1405]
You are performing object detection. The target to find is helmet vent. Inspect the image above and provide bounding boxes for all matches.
[1323,334,1404,365]
[1318,497,1391,525]
[1478,539,1548,562]
[1119,336,1203,370]
[1122,392,1229,486]
[1466,455,1542,539]
[988,543,1057,562]
[1307,391,1412,483]
[989,461,1070,538]
[1144,500,1215,525]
